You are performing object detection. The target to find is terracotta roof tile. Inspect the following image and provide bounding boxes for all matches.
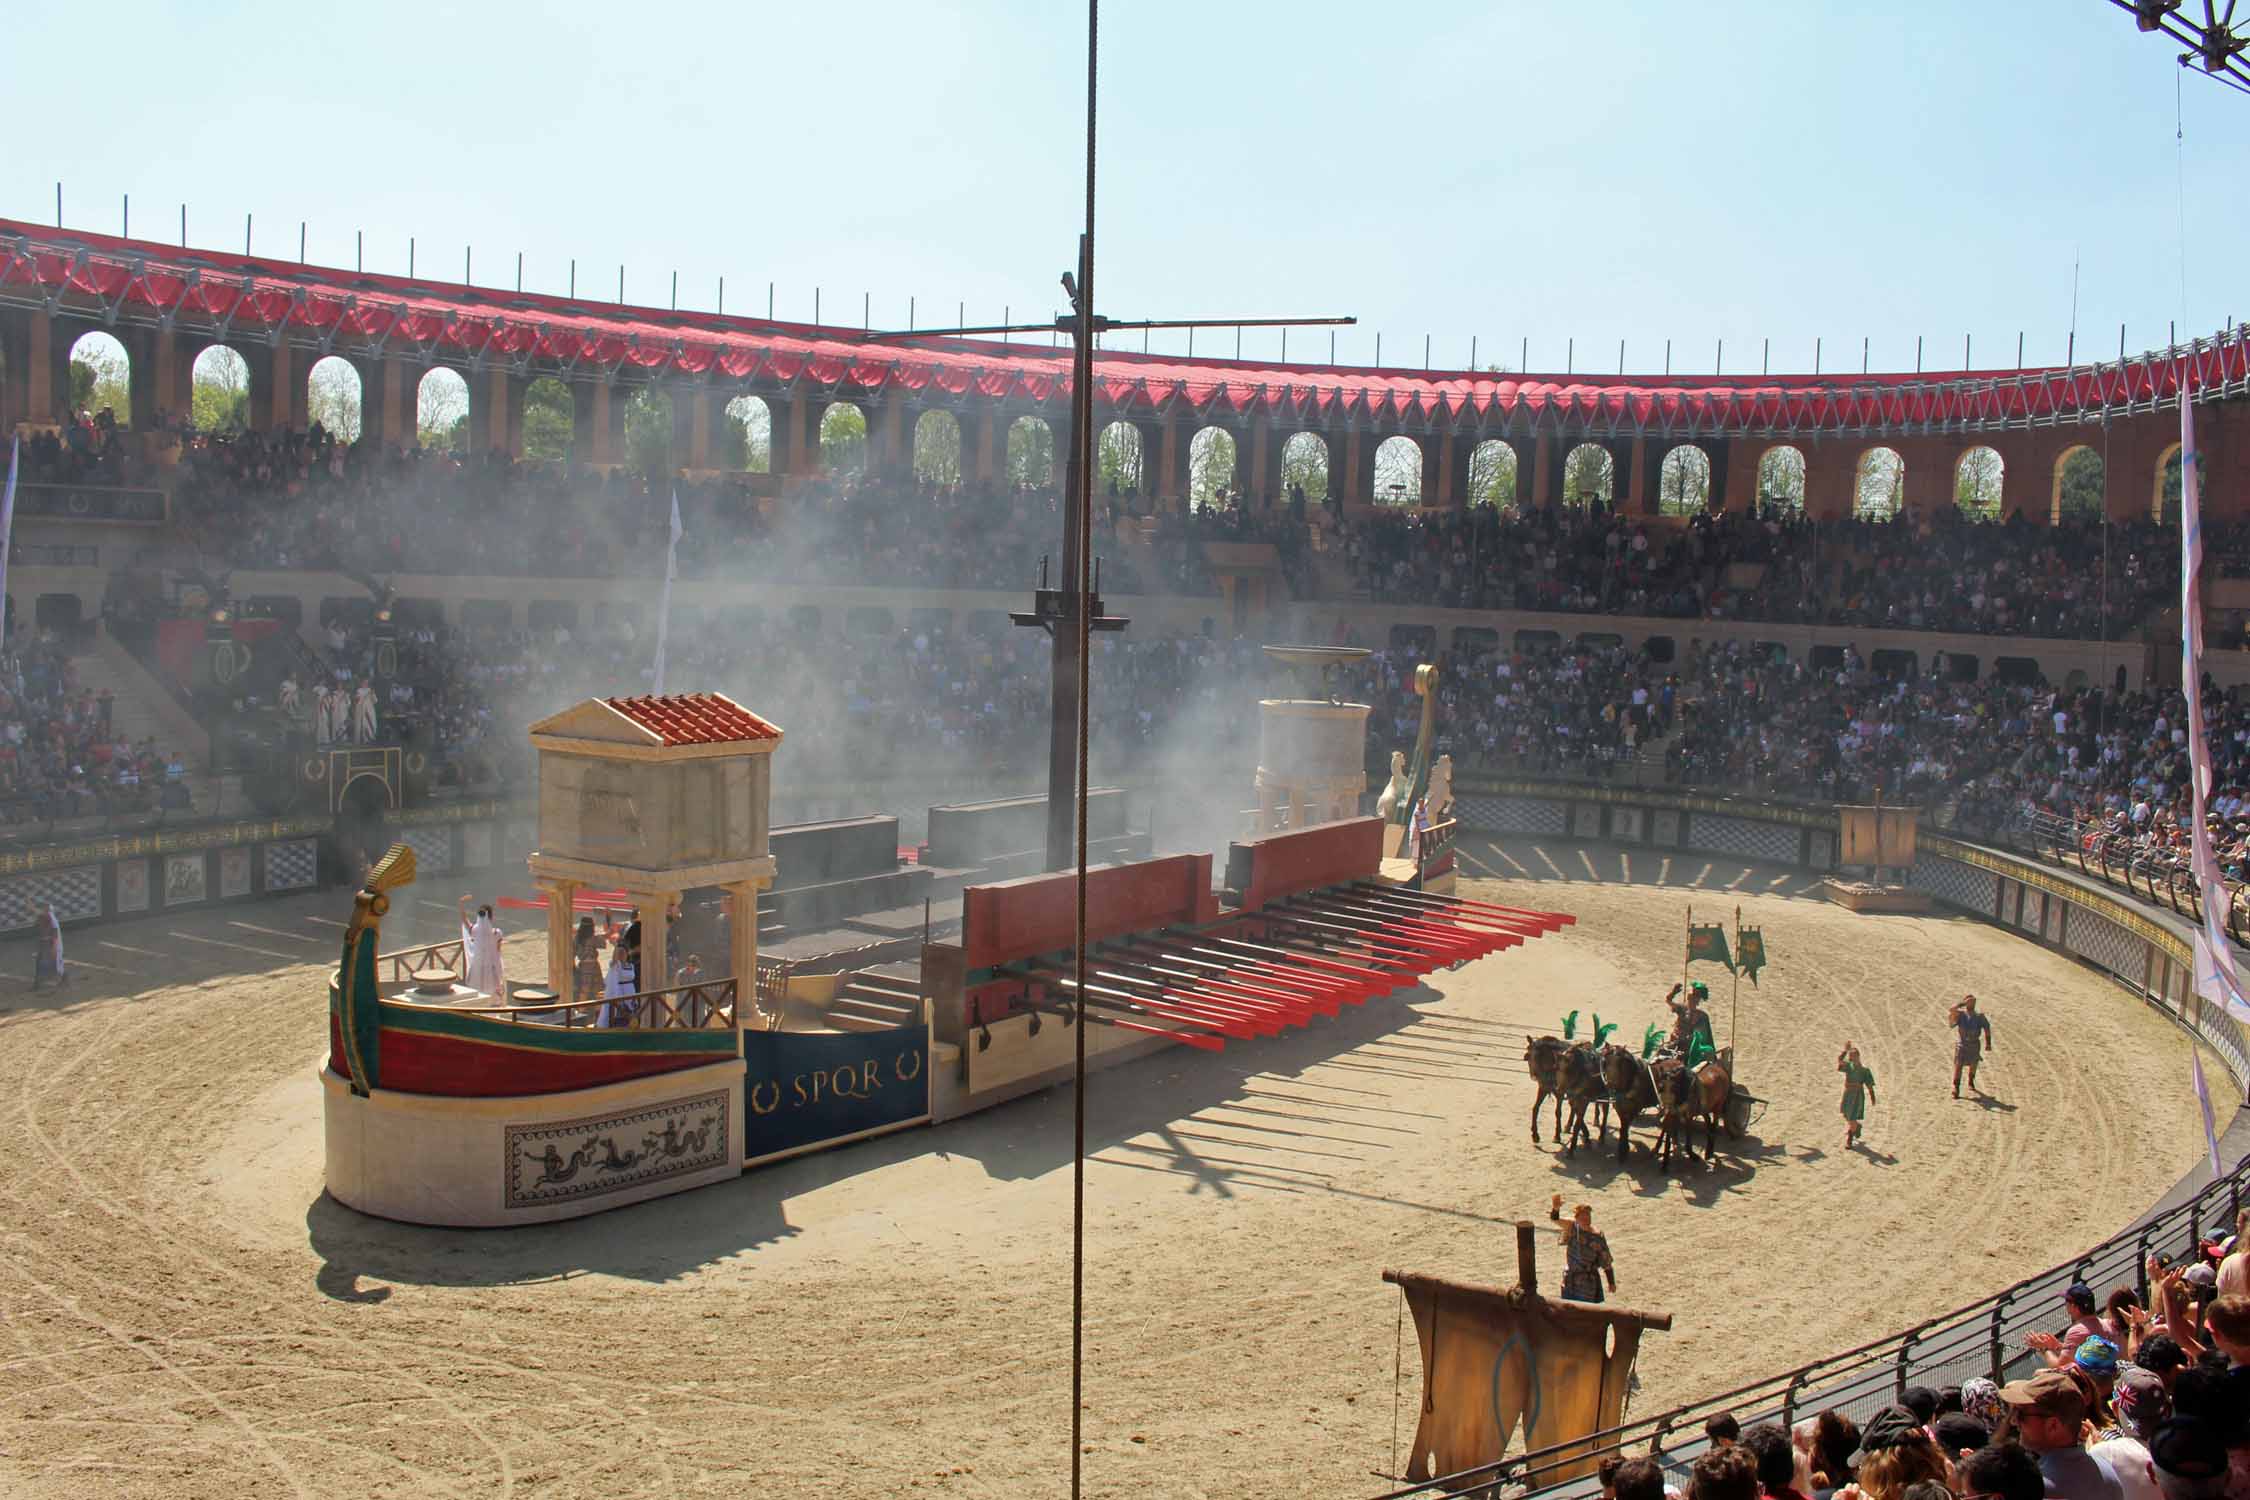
[603,693,780,747]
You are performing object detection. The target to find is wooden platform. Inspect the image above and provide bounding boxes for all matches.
[1821,878,1933,913]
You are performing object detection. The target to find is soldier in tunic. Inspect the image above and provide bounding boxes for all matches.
[1557,1202,1617,1304]
[1947,994,1994,1098]
[1838,1042,1877,1148]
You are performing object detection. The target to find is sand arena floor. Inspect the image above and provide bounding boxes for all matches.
[0,840,2221,1499]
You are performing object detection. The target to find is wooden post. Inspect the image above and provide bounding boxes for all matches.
[538,878,577,995]
[1516,1220,1538,1291]
[1731,904,1742,1057]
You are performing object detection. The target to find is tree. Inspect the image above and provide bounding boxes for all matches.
[1372,436,1422,506]
[522,378,574,461]
[307,357,363,442]
[723,396,772,472]
[417,369,470,452]
[1466,441,1514,507]
[191,346,250,433]
[2056,448,2105,522]
[1562,444,1612,507]
[1855,448,1904,519]
[622,388,674,476]
[1281,432,1328,505]
[913,410,962,486]
[1758,446,1807,510]
[1658,446,1711,515]
[1007,417,1053,489]
[68,341,129,425]
[821,404,867,474]
[1189,427,1236,506]
[1098,422,1144,494]
[1954,447,2004,521]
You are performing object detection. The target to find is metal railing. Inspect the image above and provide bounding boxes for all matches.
[1995,808,2250,946]
[1374,1147,2250,1500]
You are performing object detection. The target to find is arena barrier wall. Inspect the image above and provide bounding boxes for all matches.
[1378,779,2250,1500]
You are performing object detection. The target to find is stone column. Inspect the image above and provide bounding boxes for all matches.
[537,878,578,995]
[1158,415,1181,506]
[1433,433,1456,508]
[728,878,762,1033]
[270,341,298,431]
[971,409,999,482]
[1628,439,1651,516]
[636,891,673,994]
[689,388,714,470]
[485,367,512,455]
[1532,433,1555,506]
[376,357,411,447]
[589,381,618,467]
[26,309,55,425]
[1340,428,1362,507]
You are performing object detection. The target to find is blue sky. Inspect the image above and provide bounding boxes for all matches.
[7,1,2245,375]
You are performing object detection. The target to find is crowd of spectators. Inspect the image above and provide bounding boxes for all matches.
[15,407,159,489]
[147,421,2202,643]
[0,632,190,829]
[1622,1232,2250,1500]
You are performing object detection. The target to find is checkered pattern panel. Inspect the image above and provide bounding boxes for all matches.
[264,839,319,892]
[1912,853,1996,913]
[0,866,102,932]
[1454,795,1567,835]
[402,827,454,874]
[2063,906,2148,985]
[1808,830,1835,870]
[1572,803,1602,839]
[1652,810,1681,848]
[1686,814,1800,865]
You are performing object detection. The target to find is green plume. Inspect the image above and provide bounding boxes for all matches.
[1560,1009,1580,1041]
[1641,1024,1664,1060]
[1592,1013,1619,1046]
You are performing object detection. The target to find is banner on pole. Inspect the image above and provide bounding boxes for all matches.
[1686,923,1734,972]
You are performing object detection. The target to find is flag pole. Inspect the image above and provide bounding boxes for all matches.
[1683,902,1692,995]
[1730,904,1742,1058]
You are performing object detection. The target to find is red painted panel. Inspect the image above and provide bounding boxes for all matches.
[1234,818,1385,911]
[962,853,1213,970]
[374,1029,716,1097]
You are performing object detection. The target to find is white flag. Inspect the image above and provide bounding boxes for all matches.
[651,490,683,696]
[2194,1051,2223,1178]
[0,435,17,649]
[2177,383,2250,1018]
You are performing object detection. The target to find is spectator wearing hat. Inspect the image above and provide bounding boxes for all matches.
[1963,1377,2008,1431]
[1932,1412,1991,1463]
[2032,1284,2115,1366]
[1838,1405,1950,1500]
[2000,1368,2123,1500]
[2145,1417,2228,1500]
[1956,1442,2046,1500]
[2093,1367,2171,1500]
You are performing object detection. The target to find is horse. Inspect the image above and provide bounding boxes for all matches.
[1597,1044,1663,1162]
[1654,1053,1736,1167]
[1523,1035,1573,1144]
[1558,1042,1612,1157]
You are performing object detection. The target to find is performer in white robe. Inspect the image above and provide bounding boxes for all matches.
[33,904,66,991]
[317,685,341,743]
[278,674,300,717]
[352,681,378,743]
[457,896,505,998]
[602,951,635,1028]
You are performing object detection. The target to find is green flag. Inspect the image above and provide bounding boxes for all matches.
[1687,923,1735,972]
[1737,927,1768,987]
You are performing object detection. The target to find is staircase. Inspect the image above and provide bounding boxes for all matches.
[825,963,923,1033]
[73,629,227,813]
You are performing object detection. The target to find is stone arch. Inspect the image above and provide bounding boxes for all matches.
[1006,414,1054,489]
[1855,446,1904,520]
[1657,445,1712,515]
[1098,420,1145,495]
[1281,431,1330,506]
[305,356,363,443]
[2155,441,2182,522]
[1757,445,1806,511]
[1561,442,1613,508]
[913,408,963,486]
[820,401,868,475]
[2052,444,2105,523]
[416,367,471,454]
[1190,426,1239,507]
[191,345,252,433]
[522,376,574,462]
[1954,446,2004,521]
[622,386,674,475]
[66,330,130,426]
[723,394,772,473]
[1466,438,1517,507]
[1372,434,1423,507]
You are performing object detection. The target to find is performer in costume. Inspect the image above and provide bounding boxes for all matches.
[352,681,379,744]
[457,896,505,998]
[32,903,66,991]
[1557,1202,1617,1303]
[278,673,300,717]
[1838,1042,1876,1148]
[1661,982,1716,1064]
[1947,994,1993,1098]
[572,915,605,1006]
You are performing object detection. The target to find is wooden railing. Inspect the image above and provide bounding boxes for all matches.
[381,939,466,984]
[433,977,740,1032]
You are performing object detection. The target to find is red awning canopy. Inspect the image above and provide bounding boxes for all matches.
[5,219,2245,437]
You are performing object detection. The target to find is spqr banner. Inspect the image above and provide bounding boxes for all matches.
[742,1023,931,1165]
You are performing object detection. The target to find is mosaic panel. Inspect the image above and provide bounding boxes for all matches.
[1453,795,1567,835]
[2044,896,2064,943]
[0,865,102,932]
[1912,853,1998,914]
[1687,814,1799,865]
[264,839,319,892]
[164,853,207,906]
[218,847,252,901]
[1652,810,1681,848]
[504,1089,732,1210]
[462,824,495,869]
[1572,803,1603,840]
[402,827,454,875]
[1809,830,1835,870]
[116,859,150,913]
[1610,807,1645,844]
